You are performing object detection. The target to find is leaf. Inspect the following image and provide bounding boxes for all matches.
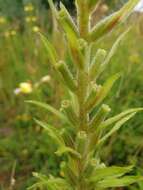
[88,0,100,12]
[98,112,137,146]
[28,173,71,190]
[56,146,81,159]
[86,73,120,111]
[88,0,139,41]
[89,48,107,80]
[26,100,71,125]
[100,108,143,130]
[35,119,65,146]
[39,33,58,66]
[97,176,143,188]
[58,3,84,68]
[58,3,79,38]
[99,29,130,74]
[89,165,133,182]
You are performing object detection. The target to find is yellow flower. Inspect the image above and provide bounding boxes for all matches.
[0,16,6,24]
[24,3,34,12]
[32,26,40,33]
[19,82,33,94]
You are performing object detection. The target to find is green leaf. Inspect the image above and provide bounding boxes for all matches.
[58,3,79,38]
[97,176,143,188]
[101,108,143,130]
[56,146,81,159]
[39,33,58,66]
[35,119,65,146]
[26,100,71,125]
[88,0,100,12]
[99,29,130,74]
[28,173,70,190]
[89,48,107,81]
[89,165,133,182]
[98,112,137,146]
[88,0,139,41]
[86,73,120,111]
[58,3,84,69]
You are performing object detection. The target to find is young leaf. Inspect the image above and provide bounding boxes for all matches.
[58,4,84,69]
[58,3,79,38]
[89,165,133,182]
[35,119,65,146]
[56,146,81,159]
[86,73,120,111]
[26,100,71,125]
[89,48,107,81]
[88,0,139,41]
[39,33,58,66]
[100,108,143,131]
[98,29,130,75]
[97,176,143,188]
[98,112,137,146]
[89,104,111,132]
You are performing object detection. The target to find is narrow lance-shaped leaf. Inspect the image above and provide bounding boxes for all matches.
[35,119,81,159]
[89,104,111,132]
[89,48,107,81]
[98,29,130,75]
[26,100,71,125]
[59,3,79,37]
[56,146,81,159]
[39,33,58,66]
[97,176,143,188]
[35,119,65,146]
[58,4,84,69]
[98,112,137,146]
[86,73,120,112]
[88,0,139,41]
[88,0,101,13]
[100,108,143,131]
[88,165,133,182]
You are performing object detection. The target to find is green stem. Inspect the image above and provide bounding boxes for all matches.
[76,1,90,189]
[77,2,90,39]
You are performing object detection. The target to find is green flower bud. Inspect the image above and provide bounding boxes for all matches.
[76,131,88,155]
[61,100,79,127]
[89,49,107,81]
[56,61,77,92]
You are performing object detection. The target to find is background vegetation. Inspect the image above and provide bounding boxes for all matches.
[0,0,143,189]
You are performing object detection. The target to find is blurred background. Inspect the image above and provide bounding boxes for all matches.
[0,0,143,189]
